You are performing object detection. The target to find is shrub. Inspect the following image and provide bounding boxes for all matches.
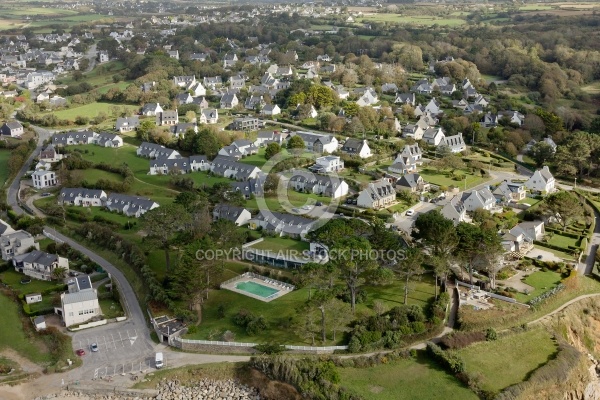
[439,331,486,350]
[233,308,255,327]
[426,342,465,374]
[485,327,498,341]
[222,330,235,342]
[254,342,284,354]
[246,315,268,335]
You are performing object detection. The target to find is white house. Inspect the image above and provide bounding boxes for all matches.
[32,170,57,189]
[199,109,219,124]
[33,315,46,331]
[502,221,545,253]
[422,127,445,146]
[493,181,526,203]
[524,166,555,194]
[309,155,344,173]
[213,204,252,226]
[441,196,467,226]
[26,293,43,304]
[261,104,281,116]
[357,179,396,209]
[105,193,159,217]
[341,139,371,159]
[0,121,24,137]
[460,188,495,212]
[289,175,349,199]
[59,188,107,207]
[290,131,338,154]
[439,133,466,153]
[1,230,39,261]
[58,275,100,327]
[141,103,163,116]
[12,250,69,281]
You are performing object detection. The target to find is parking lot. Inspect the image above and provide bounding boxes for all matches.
[71,321,156,380]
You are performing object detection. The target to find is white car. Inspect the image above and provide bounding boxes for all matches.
[405,210,415,217]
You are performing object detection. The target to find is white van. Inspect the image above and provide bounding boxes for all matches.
[155,352,163,369]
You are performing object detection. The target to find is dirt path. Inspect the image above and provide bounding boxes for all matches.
[0,349,43,375]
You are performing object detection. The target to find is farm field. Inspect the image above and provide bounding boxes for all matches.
[339,352,478,400]
[457,328,558,393]
[359,14,465,26]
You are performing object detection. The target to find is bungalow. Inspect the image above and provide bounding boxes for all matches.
[0,121,24,137]
[203,76,223,90]
[199,109,219,124]
[248,211,315,239]
[254,130,285,147]
[396,173,430,194]
[441,196,467,226]
[524,166,555,194]
[381,83,399,93]
[32,170,57,189]
[356,179,396,209]
[141,103,163,116]
[261,104,281,116]
[422,127,446,146]
[229,75,246,89]
[460,188,495,212]
[309,155,344,173]
[493,181,526,203]
[93,132,123,147]
[189,82,207,97]
[149,157,191,175]
[439,133,466,153]
[12,250,69,281]
[115,116,139,133]
[220,93,239,109]
[156,110,179,126]
[289,174,349,199]
[411,79,433,94]
[210,156,261,180]
[341,139,371,159]
[356,90,378,107]
[192,96,209,109]
[245,95,266,110]
[0,230,38,261]
[290,131,338,154]
[213,204,252,226]
[59,188,107,207]
[105,193,159,217]
[137,142,181,159]
[481,112,498,127]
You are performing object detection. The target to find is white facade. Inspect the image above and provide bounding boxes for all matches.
[61,290,100,327]
[524,166,555,194]
[32,170,57,189]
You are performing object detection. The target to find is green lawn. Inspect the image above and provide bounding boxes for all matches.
[518,197,540,206]
[99,298,124,319]
[186,270,436,345]
[45,102,138,122]
[546,234,580,249]
[359,14,466,26]
[0,149,11,187]
[249,237,310,252]
[513,270,563,303]
[240,148,267,168]
[0,270,63,295]
[78,168,124,184]
[419,168,491,190]
[0,293,52,364]
[246,191,332,212]
[339,352,478,400]
[458,328,557,393]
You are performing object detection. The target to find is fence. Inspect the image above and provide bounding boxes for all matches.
[173,337,348,352]
[176,338,257,347]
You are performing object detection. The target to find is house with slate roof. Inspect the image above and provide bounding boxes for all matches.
[105,193,158,217]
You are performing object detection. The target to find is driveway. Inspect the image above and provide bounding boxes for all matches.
[391,201,441,234]
[527,248,563,263]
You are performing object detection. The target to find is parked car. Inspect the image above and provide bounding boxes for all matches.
[537,255,543,260]
[76,349,85,356]
[315,201,323,206]
[41,192,51,197]
[90,343,98,352]
[406,210,415,216]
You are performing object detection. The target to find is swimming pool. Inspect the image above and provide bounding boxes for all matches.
[235,281,279,298]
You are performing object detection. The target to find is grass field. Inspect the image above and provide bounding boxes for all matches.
[0,270,63,295]
[360,14,465,26]
[186,264,436,344]
[458,328,557,393]
[249,237,311,253]
[46,102,139,122]
[0,150,11,187]
[0,7,78,16]
[419,168,491,190]
[339,352,478,400]
[0,293,52,364]
[513,270,563,303]
[519,4,553,11]
[546,233,580,249]
[99,298,124,319]
[246,191,332,212]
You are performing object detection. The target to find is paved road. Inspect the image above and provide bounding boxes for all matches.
[7,125,52,214]
[579,206,600,275]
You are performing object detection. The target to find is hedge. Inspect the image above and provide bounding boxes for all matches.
[544,227,583,240]
[533,240,582,253]
[426,342,465,374]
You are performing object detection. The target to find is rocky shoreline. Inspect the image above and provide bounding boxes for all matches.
[34,379,261,400]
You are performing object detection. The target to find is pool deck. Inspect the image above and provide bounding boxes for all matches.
[221,274,294,303]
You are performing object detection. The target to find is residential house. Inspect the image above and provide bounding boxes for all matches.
[422,127,446,146]
[245,94,266,110]
[199,109,219,124]
[58,275,100,327]
[220,93,239,109]
[0,230,39,261]
[203,76,223,90]
[254,130,285,147]
[173,75,196,88]
[289,174,349,199]
[524,166,555,194]
[396,173,430,193]
[232,117,259,131]
[229,75,246,89]
[12,250,69,281]
[424,98,442,115]
[170,123,197,138]
[52,130,94,146]
[98,51,109,63]
[402,124,425,140]
[189,82,206,97]
[481,112,498,127]
[290,131,338,154]
[59,188,107,207]
[26,293,42,304]
[381,83,399,93]
[341,139,371,159]
[93,132,123,147]
[395,92,416,106]
[32,170,57,189]
[356,89,378,107]
[115,116,139,133]
[261,104,281,116]
[156,110,179,126]
[39,144,58,161]
[309,155,344,173]
[141,103,163,116]
[439,133,466,153]
[460,188,495,212]
[493,181,526,203]
[223,53,238,68]
[105,193,159,217]
[499,110,525,126]
[502,221,545,253]
[149,157,192,175]
[137,142,181,159]
[190,155,210,171]
[400,144,423,164]
[543,136,557,153]
[356,179,396,209]
[248,211,315,239]
[168,50,179,60]
[175,93,194,105]
[0,121,24,137]
[230,176,265,199]
[411,79,433,94]
[192,96,209,109]
[212,204,252,226]
[441,196,467,226]
[210,156,261,180]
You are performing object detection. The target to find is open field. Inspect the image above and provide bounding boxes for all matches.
[185,264,436,344]
[45,102,139,121]
[339,352,478,400]
[0,7,78,16]
[513,270,563,303]
[419,168,491,190]
[359,14,465,26]
[249,237,311,253]
[458,328,557,393]
[0,150,11,187]
[0,270,63,295]
[546,233,580,249]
